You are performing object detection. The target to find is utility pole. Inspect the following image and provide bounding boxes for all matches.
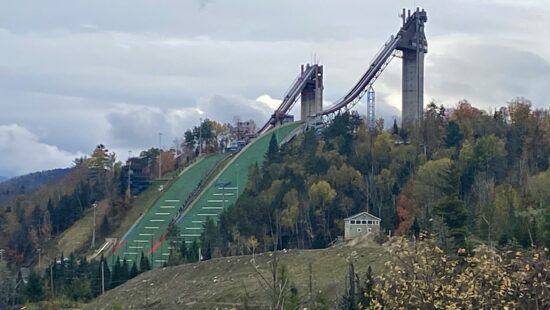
[143,279,149,306]
[308,262,313,309]
[91,202,98,249]
[158,132,163,179]
[222,184,225,209]
[50,261,54,298]
[101,259,105,294]
[199,118,203,156]
[151,234,154,268]
[127,150,132,197]
[482,216,491,247]
[236,163,239,195]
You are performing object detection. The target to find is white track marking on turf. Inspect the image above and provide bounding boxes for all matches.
[192,221,203,223]
[134,240,149,243]
[180,234,200,237]
[203,207,223,210]
[197,213,217,216]
[155,212,171,215]
[139,233,153,236]
[145,226,159,229]
[165,199,180,202]
[160,206,175,209]
[186,227,201,230]
[150,219,165,222]
[213,193,234,196]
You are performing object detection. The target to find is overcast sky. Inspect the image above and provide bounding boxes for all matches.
[1,0,549,177]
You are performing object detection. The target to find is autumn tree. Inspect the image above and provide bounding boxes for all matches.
[309,180,336,246]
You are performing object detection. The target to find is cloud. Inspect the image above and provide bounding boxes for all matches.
[106,104,201,149]
[0,124,84,177]
[426,36,550,108]
[0,0,549,175]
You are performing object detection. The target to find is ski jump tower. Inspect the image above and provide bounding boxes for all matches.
[300,64,323,121]
[397,8,428,127]
[258,8,428,134]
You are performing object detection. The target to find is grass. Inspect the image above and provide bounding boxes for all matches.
[85,240,387,309]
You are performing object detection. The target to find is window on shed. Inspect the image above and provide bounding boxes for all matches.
[350,220,355,224]
[367,220,373,225]
[362,220,367,224]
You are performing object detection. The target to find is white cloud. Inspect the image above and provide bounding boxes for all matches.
[0,0,549,176]
[256,95,282,111]
[0,124,84,176]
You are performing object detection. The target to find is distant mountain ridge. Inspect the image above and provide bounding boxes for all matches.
[0,176,8,183]
[0,168,71,206]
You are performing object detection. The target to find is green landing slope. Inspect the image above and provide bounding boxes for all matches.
[112,153,228,266]
[176,122,302,248]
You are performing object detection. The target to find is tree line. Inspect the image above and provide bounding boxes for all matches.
[195,98,550,258]
[0,252,153,307]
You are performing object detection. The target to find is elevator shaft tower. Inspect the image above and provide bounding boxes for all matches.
[396,8,428,128]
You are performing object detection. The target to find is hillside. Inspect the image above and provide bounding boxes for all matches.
[86,239,386,310]
[0,168,71,206]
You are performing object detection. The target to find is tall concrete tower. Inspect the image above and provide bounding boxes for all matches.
[300,64,323,121]
[396,8,428,128]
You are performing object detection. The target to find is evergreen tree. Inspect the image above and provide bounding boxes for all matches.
[179,242,188,263]
[266,134,280,162]
[167,250,181,266]
[102,257,111,291]
[358,266,376,309]
[92,260,103,296]
[24,270,44,302]
[111,257,121,288]
[435,196,468,247]
[199,217,217,260]
[445,121,463,147]
[129,261,139,279]
[68,278,92,301]
[187,240,200,262]
[139,252,151,272]
[121,258,129,283]
[99,216,110,236]
[392,119,399,136]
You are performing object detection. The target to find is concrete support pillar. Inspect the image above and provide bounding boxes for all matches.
[402,49,424,127]
[300,65,323,121]
[396,8,428,130]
